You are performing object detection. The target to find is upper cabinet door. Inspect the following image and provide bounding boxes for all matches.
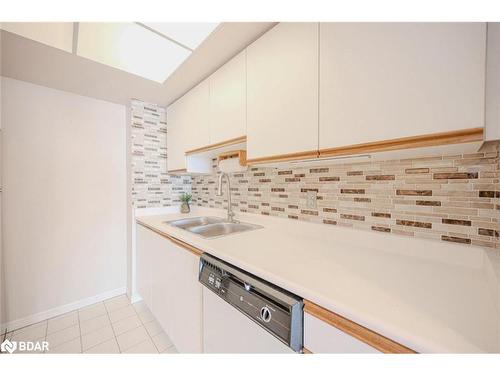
[184,79,210,152]
[209,50,247,144]
[247,23,319,161]
[319,23,486,150]
[166,97,187,171]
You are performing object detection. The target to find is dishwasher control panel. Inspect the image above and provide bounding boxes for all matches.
[199,254,303,352]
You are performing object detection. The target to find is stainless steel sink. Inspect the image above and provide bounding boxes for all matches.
[166,216,262,238]
[188,222,262,239]
[165,216,225,229]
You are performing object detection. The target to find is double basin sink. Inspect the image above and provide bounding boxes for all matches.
[165,216,262,239]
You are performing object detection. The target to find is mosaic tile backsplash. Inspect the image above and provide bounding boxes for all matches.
[192,152,500,249]
[131,100,191,208]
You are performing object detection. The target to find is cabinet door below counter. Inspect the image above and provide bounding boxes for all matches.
[136,225,154,310]
[136,224,203,353]
[151,237,202,353]
[304,312,380,353]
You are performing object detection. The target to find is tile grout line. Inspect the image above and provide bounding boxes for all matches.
[79,315,110,347]
[82,301,143,352]
[140,314,161,353]
[10,294,127,336]
[43,320,48,353]
[137,306,175,354]
[8,295,172,354]
[129,301,174,353]
[119,302,157,353]
[11,302,99,337]
[79,303,116,353]
[77,309,83,354]
[103,300,122,353]
[6,318,48,335]
[44,313,81,352]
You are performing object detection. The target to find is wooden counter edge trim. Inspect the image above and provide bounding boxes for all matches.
[137,221,203,257]
[319,127,484,158]
[246,150,319,165]
[302,347,313,354]
[185,136,247,155]
[304,300,416,354]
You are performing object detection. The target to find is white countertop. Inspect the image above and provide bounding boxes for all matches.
[136,206,500,353]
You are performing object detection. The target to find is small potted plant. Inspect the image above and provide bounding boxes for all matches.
[180,192,192,213]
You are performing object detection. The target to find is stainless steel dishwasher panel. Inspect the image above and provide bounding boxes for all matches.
[199,253,303,353]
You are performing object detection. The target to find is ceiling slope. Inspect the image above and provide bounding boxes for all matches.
[0,22,276,106]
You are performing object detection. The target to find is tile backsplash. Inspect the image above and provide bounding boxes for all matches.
[192,151,500,249]
[130,100,191,208]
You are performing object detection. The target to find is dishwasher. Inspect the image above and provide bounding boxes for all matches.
[199,253,303,353]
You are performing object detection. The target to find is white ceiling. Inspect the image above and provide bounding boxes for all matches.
[1,22,221,83]
[0,22,74,52]
[0,22,276,106]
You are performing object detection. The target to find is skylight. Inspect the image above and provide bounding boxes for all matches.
[77,23,193,83]
[141,22,219,50]
[1,22,220,84]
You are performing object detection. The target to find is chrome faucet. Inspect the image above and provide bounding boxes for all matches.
[216,172,237,223]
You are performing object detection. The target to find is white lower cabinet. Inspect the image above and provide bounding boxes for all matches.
[136,225,154,309]
[138,224,385,354]
[304,312,380,353]
[136,225,203,353]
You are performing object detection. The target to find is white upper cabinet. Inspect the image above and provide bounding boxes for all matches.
[319,23,487,150]
[184,80,210,152]
[246,23,319,161]
[166,96,188,171]
[167,79,210,171]
[209,50,247,144]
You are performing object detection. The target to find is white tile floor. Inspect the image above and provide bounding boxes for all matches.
[3,295,178,354]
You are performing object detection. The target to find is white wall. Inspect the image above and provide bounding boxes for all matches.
[0,70,4,330]
[486,22,500,141]
[1,77,127,329]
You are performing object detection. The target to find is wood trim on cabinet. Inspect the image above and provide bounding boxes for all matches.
[137,221,203,257]
[246,149,319,165]
[217,149,247,166]
[318,127,484,158]
[304,300,416,354]
[302,347,313,354]
[246,128,483,165]
[167,168,188,174]
[185,136,247,156]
